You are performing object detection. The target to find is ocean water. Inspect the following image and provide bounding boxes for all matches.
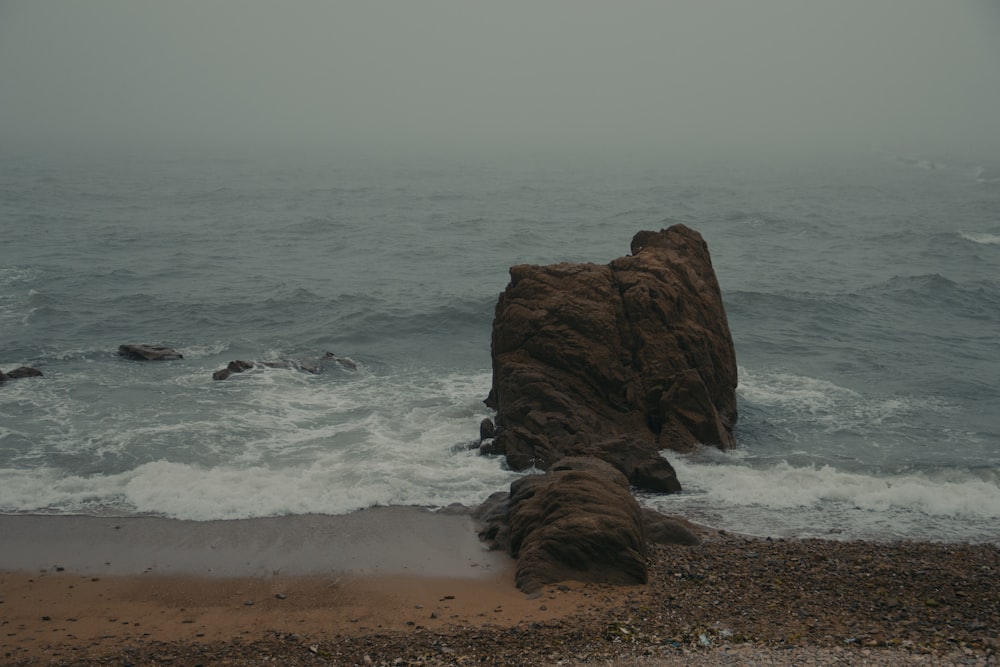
[2,150,998,543]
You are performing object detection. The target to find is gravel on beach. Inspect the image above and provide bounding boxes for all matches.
[4,531,997,666]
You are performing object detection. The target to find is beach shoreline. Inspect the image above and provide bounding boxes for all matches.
[1,510,997,666]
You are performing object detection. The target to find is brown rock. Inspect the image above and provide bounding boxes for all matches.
[473,491,512,550]
[640,508,701,546]
[487,225,737,490]
[118,344,183,361]
[212,360,255,381]
[505,457,648,592]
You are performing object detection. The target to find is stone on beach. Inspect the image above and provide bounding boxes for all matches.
[475,457,701,592]
[507,457,649,592]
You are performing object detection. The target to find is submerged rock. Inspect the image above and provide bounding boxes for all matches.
[0,366,44,383]
[486,225,737,491]
[118,344,183,361]
[212,353,358,380]
[322,352,358,370]
[212,360,255,381]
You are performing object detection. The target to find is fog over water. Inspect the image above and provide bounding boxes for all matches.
[1,1,998,161]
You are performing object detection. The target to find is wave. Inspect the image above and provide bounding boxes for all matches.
[0,266,40,326]
[0,367,515,519]
[174,341,232,359]
[737,367,935,425]
[644,452,1000,543]
[863,274,1000,325]
[347,296,496,340]
[729,276,1000,336]
[0,452,518,521]
[960,231,1000,245]
[733,366,963,462]
[892,153,1000,184]
[674,455,1000,518]
[974,166,1000,183]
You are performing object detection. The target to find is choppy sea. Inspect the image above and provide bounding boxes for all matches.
[2,149,998,543]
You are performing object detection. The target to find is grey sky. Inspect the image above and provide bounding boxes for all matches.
[1,1,998,159]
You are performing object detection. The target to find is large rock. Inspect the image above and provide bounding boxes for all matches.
[486,225,737,490]
[118,344,183,361]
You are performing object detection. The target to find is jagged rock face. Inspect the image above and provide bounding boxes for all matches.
[506,457,648,593]
[487,225,737,487]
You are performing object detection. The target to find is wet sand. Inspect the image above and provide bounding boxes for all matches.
[2,508,589,664]
[0,508,504,577]
[1,510,998,666]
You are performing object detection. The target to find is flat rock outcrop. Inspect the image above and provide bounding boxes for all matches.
[485,224,737,490]
[118,344,183,361]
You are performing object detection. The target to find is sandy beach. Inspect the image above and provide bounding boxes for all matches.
[2,509,998,666]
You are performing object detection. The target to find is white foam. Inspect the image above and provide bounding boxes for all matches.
[0,266,38,287]
[175,342,231,359]
[974,166,1000,183]
[644,453,1000,542]
[674,457,1000,518]
[0,368,521,519]
[736,366,939,433]
[0,266,38,326]
[959,231,1000,245]
[0,448,520,520]
[738,369,857,414]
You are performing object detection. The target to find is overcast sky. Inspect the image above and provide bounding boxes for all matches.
[1,1,998,160]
